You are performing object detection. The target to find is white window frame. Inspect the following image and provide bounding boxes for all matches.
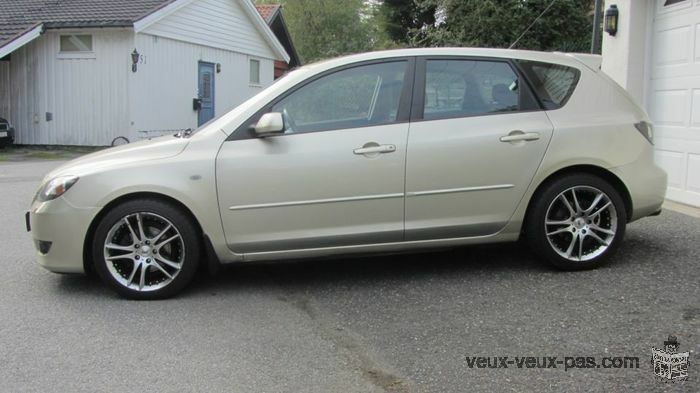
[657,0,692,14]
[663,0,687,6]
[57,34,95,59]
[249,58,261,86]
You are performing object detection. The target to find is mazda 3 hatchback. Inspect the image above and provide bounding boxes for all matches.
[27,48,667,299]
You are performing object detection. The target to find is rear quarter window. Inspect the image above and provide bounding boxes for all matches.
[516,60,580,110]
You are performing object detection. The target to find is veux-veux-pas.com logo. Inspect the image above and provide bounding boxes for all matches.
[651,335,689,383]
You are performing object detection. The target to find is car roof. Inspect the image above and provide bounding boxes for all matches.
[302,47,592,73]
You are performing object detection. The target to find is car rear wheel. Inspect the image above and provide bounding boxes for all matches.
[526,174,627,270]
[92,199,200,299]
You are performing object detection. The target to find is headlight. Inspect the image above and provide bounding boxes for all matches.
[35,176,79,202]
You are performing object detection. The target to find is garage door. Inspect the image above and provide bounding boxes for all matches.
[648,0,700,207]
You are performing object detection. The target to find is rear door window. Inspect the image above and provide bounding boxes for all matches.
[516,60,580,110]
[423,60,523,120]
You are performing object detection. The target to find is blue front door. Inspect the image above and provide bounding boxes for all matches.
[198,62,215,126]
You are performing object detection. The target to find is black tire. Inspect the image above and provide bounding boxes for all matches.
[92,199,200,300]
[111,136,130,146]
[526,173,627,270]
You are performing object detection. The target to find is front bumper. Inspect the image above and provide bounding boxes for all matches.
[28,197,100,274]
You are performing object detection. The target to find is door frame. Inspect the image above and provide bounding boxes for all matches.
[197,61,216,127]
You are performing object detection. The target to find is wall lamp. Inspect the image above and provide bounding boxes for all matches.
[604,5,619,36]
[131,49,140,73]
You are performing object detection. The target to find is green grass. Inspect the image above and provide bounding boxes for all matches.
[0,145,105,162]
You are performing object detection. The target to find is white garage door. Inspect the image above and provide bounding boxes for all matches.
[648,0,700,207]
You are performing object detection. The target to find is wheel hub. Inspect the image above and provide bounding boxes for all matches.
[103,212,185,292]
[544,185,618,262]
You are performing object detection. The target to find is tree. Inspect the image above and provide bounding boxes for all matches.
[382,0,594,52]
[379,0,439,45]
[256,0,382,63]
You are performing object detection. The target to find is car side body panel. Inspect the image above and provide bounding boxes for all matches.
[501,57,666,234]
[216,124,410,253]
[30,129,242,273]
[404,111,554,240]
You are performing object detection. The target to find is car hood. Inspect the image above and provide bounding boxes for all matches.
[44,135,190,181]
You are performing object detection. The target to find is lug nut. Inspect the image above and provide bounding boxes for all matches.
[145,240,150,245]
[135,255,140,260]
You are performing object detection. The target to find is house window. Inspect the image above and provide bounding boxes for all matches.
[250,59,261,85]
[60,35,93,53]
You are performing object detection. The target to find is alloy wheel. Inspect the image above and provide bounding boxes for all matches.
[544,186,618,262]
[103,212,185,292]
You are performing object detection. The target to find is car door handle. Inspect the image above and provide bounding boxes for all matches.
[500,131,540,143]
[353,144,396,155]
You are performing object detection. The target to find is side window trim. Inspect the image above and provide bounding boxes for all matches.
[227,57,416,141]
[510,60,546,110]
[410,56,543,122]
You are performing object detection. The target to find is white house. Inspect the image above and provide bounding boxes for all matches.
[602,0,700,207]
[0,0,289,146]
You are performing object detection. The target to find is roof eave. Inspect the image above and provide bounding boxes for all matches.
[274,12,301,66]
[241,0,289,63]
[264,6,281,24]
[0,23,44,59]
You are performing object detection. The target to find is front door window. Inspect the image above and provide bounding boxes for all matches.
[271,61,407,134]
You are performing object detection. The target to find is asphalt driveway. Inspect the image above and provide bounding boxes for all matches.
[0,160,698,392]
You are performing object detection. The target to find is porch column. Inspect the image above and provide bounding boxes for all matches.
[601,0,652,105]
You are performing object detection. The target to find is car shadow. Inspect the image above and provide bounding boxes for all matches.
[55,271,111,297]
[52,231,668,300]
[184,242,552,297]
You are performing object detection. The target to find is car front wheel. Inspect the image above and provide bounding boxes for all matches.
[92,199,200,299]
[526,174,627,270]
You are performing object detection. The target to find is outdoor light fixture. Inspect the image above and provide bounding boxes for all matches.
[604,5,619,36]
[131,49,140,72]
[216,63,221,73]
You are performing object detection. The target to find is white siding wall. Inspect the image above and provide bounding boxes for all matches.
[143,0,277,60]
[0,61,9,116]
[129,32,274,138]
[5,29,132,145]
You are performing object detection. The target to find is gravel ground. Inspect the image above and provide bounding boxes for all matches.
[0,160,697,392]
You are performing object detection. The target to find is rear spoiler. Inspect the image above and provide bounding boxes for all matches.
[559,53,603,72]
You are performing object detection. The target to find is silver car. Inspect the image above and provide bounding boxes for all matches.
[27,48,667,299]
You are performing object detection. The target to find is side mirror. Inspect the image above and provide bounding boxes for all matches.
[254,112,285,137]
